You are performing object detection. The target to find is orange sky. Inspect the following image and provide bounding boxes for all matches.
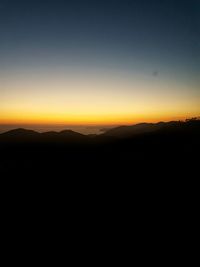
[1,68,199,125]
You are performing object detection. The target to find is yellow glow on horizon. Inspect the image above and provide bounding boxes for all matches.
[1,67,199,126]
[0,108,199,126]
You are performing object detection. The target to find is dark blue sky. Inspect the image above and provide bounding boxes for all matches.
[0,0,199,78]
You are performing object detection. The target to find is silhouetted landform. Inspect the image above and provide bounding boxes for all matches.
[102,120,200,137]
[99,127,114,132]
[1,118,200,141]
[102,122,165,137]
[1,118,200,177]
[0,128,87,142]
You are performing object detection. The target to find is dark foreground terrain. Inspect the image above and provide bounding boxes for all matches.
[1,119,199,178]
[1,119,199,236]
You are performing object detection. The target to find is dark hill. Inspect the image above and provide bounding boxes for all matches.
[59,129,87,139]
[101,120,200,138]
[0,128,89,145]
[0,119,199,178]
[102,122,165,138]
[0,128,40,143]
[0,119,200,142]
[1,128,39,137]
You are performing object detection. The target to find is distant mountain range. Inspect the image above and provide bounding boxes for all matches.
[0,127,87,143]
[101,120,200,138]
[1,118,199,177]
[0,119,199,143]
[102,122,165,138]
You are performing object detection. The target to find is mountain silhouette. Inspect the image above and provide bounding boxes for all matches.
[1,128,39,137]
[59,130,87,139]
[0,128,40,143]
[101,122,172,138]
[0,119,200,142]
[0,118,199,179]
[0,128,88,143]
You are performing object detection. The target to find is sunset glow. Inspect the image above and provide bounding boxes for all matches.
[0,0,199,130]
[1,67,199,126]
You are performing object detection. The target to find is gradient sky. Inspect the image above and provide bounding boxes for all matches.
[0,0,199,125]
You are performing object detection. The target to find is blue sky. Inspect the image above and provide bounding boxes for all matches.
[0,0,199,125]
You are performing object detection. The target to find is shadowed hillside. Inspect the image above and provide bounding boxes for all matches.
[101,119,200,138]
[0,119,199,177]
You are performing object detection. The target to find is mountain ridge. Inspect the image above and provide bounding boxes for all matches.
[0,119,199,141]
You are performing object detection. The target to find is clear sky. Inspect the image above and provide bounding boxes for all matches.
[0,0,199,126]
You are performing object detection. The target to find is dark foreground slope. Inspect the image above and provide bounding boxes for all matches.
[0,118,199,228]
[0,119,199,178]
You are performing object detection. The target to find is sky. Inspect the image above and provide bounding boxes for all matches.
[0,0,199,127]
